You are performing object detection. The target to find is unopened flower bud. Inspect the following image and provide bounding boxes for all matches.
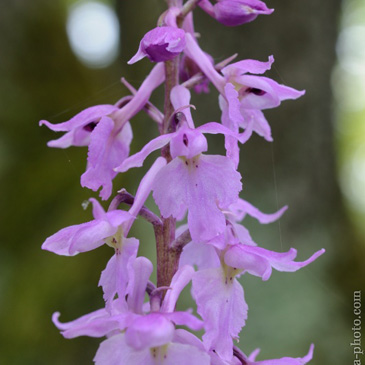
[201,0,274,27]
[128,26,186,64]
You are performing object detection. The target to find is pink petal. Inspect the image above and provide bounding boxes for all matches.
[105,209,133,229]
[152,158,190,220]
[186,155,242,241]
[219,84,255,165]
[127,47,146,65]
[42,220,110,256]
[169,126,208,159]
[248,344,314,364]
[39,105,117,132]
[173,329,205,351]
[153,154,241,242]
[270,248,325,273]
[236,75,280,109]
[41,223,89,256]
[81,117,132,200]
[222,55,274,77]
[94,333,152,365]
[40,105,118,149]
[166,311,204,331]
[184,33,226,94]
[196,121,243,141]
[225,245,325,281]
[42,204,130,256]
[125,313,175,350]
[239,108,272,141]
[46,130,85,149]
[224,83,245,125]
[179,241,220,270]
[264,76,306,101]
[52,309,123,339]
[114,63,165,126]
[127,257,153,314]
[225,244,272,279]
[232,223,257,246]
[230,199,288,223]
[238,75,304,110]
[68,220,118,255]
[99,237,139,307]
[125,157,167,234]
[162,265,195,313]
[219,95,241,168]
[115,134,172,172]
[192,267,247,361]
[90,198,107,220]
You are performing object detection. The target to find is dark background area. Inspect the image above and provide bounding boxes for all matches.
[0,0,364,363]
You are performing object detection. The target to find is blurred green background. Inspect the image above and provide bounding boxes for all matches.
[0,0,364,363]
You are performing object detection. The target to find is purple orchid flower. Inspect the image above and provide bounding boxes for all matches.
[42,157,166,308]
[40,63,165,199]
[54,259,209,364]
[115,85,244,242]
[42,196,139,308]
[199,0,274,27]
[191,242,323,361]
[193,263,248,361]
[179,222,324,361]
[41,197,133,257]
[184,33,304,165]
[95,265,208,364]
[128,26,186,64]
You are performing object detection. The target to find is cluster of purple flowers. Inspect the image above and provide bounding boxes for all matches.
[40,1,324,363]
